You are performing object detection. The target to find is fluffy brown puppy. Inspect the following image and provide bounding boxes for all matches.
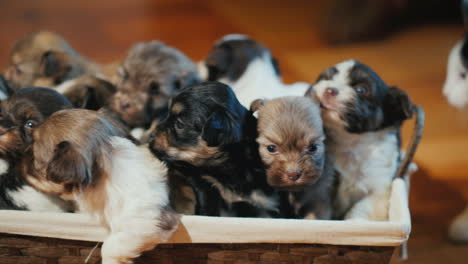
[110,41,200,128]
[20,109,179,264]
[251,96,335,219]
[3,31,105,90]
[55,75,116,110]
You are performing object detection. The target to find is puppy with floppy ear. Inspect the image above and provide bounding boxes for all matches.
[150,81,282,217]
[306,60,418,220]
[109,40,201,130]
[54,75,116,110]
[21,109,179,264]
[199,34,309,108]
[251,97,335,219]
[3,31,105,90]
[0,87,73,211]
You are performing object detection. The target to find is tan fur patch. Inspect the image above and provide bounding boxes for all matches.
[171,103,184,114]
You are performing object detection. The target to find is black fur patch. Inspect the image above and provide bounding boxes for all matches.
[205,37,280,82]
[341,62,413,133]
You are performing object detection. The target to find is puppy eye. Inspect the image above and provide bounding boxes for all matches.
[24,121,35,128]
[355,86,367,94]
[306,143,319,154]
[149,82,160,95]
[267,145,277,153]
[354,83,370,95]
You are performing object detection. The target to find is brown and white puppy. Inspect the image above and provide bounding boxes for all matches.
[110,41,201,129]
[3,31,104,90]
[55,75,116,110]
[21,109,179,264]
[251,96,335,219]
[307,60,414,221]
[0,87,73,211]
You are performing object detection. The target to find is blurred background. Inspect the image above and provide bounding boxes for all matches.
[1,0,467,263]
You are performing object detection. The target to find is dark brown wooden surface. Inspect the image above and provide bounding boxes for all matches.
[0,0,467,263]
[0,233,395,264]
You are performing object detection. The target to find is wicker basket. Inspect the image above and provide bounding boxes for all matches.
[0,178,410,264]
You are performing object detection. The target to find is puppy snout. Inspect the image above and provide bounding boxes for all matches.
[286,169,302,182]
[325,87,339,97]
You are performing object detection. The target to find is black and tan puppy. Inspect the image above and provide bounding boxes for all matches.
[110,41,201,129]
[20,109,179,264]
[55,75,116,110]
[251,97,335,219]
[0,87,73,211]
[3,31,104,90]
[149,81,282,217]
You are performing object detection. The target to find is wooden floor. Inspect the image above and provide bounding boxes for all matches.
[1,0,467,263]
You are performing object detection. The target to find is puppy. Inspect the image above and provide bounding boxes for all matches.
[150,81,282,217]
[55,75,116,110]
[110,41,201,129]
[251,97,335,219]
[200,34,309,108]
[0,87,73,211]
[21,109,179,264]
[3,31,105,90]
[306,60,414,221]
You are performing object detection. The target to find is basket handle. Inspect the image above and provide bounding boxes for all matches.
[396,105,425,178]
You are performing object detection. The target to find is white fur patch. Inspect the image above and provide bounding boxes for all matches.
[443,40,468,108]
[130,127,145,141]
[313,59,356,113]
[201,175,279,211]
[7,186,72,212]
[217,34,249,44]
[0,91,8,100]
[0,159,9,175]
[218,52,309,108]
[73,137,177,263]
[197,61,209,81]
[330,128,399,221]
[54,78,79,94]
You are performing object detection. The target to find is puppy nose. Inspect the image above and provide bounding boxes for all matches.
[287,169,302,182]
[325,87,339,97]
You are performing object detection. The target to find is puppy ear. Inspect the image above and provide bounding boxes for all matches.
[383,86,414,126]
[203,109,242,146]
[250,99,265,112]
[205,46,231,81]
[47,141,92,188]
[40,51,71,79]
